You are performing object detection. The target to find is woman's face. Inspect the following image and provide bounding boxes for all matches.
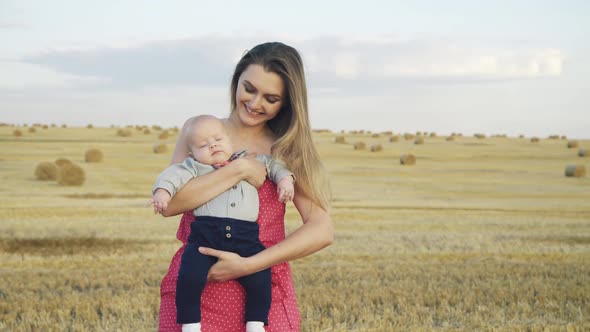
[235,64,285,127]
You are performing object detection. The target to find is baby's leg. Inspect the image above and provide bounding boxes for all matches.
[176,243,216,325]
[238,268,272,328]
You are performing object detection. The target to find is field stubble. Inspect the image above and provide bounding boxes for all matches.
[0,127,589,331]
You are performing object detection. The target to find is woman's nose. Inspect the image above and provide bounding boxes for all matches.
[248,95,262,110]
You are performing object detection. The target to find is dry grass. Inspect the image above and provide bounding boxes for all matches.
[0,126,589,331]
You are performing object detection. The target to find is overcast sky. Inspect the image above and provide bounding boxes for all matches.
[1,0,588,138]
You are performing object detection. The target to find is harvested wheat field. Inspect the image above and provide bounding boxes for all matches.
[0,126,589,331]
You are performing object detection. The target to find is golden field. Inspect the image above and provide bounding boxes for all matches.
[0,125,589,332]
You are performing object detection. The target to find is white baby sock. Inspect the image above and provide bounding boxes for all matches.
[246,321,265,332]
[182,322,201,332]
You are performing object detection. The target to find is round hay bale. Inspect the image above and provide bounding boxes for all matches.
[565,165,586,178]
[153,143,167,154]
[85,149,103,163]
[158,130,170,140]
[371,133,380,138]
[530,137,540,143]
[87,124,93,129]
[42,125,48,129]
[579,148,587,157]
[28,127,36,133]
[518,134,525,138]
[381,131,393,136]
[61,124,67,128]
[152,125,162,131]
[400,154,416,165]
[334,136,346,144]
[567,141,579,149]
[403,133,415,140]
[34,162,58,181]
[117,129,132,137]
[414,137,424,145]
[446,136,455,141]
[561,136,567,140]
[429,132,436,137]
[389,136,400,142]
[353,142,366,150]
[143,128,151,135]
[370,144,383,152]
[13,129,23,137]
[55,158,73,167]
[57,163,85,186]
[474,133,486,139]
[548,135,559,140]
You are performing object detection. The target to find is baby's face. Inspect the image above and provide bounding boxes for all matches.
[188,119,233,165]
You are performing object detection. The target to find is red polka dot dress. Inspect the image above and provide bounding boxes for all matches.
[158,180,301,332]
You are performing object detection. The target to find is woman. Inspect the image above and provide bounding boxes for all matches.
[158,42,334,332]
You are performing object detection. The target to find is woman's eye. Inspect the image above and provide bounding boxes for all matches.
[266,97,279,104]
[244,85,255,93]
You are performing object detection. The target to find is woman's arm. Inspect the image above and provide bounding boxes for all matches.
[162,157,267,217]
[201,193,334,281]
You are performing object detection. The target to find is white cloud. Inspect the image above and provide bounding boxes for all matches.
[0,61,108,89]
[17,34,565,92]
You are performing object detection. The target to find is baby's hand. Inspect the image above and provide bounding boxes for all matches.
[277,176,295,203]
[146,189,172,214]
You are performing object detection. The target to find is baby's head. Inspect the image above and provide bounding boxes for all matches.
[186,115,233,165]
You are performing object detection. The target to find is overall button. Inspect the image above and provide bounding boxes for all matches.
[230,202,236,207]
[225,226,231,231]
[232,185,237,189]
[226,233,232,238]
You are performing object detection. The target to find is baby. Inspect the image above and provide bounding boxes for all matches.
[149,115,294,332]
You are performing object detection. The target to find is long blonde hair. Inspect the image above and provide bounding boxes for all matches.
[230,42,331,210]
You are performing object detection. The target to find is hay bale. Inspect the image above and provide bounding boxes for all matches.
[55,158,73,167]
[61,124,67,128]
[370,144,383,152]
[548,135,559,140]
[334,136,346,144]
[353,142,366,150]
[561,136,567,140]
[565,165,586,178]
[117,129,132,137]
[446,136,455,141]
[429,132,436,137]
[28,127,36,133]
[57,163,85,186]
[414,137,424,145]
[158,130,170,140]
[389,136,400,142]
[152,125,162,131]
[35,162,58,181]
[518,134,525,138]
[143,129,151,135]
[153,143,167,154]
[85,149,103,163]
[530,137,540,143]
[381,131,393,136]
[13,129,23,137]
[87,124,93,129]
[579,148,587,157]
[567,141,579,149]
[42,125,48,129]
[474,133,486,139]
[371,133,380,138]
[400,154,416,165]
[403,133,415,140]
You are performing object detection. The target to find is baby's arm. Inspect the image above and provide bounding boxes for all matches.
[147,188,172,214]
[259,155,296,203]
[148,158,211,214]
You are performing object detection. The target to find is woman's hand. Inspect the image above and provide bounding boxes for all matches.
[232,154,267,188]
[198,247,252,282]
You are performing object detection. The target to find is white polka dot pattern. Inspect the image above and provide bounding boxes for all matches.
[158,180,301,332]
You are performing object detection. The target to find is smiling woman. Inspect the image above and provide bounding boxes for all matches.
[157,42,334,332]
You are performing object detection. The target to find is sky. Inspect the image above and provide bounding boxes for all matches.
[1,0,589,138]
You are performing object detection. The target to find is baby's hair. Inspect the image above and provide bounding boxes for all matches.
[185,115,223,150]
